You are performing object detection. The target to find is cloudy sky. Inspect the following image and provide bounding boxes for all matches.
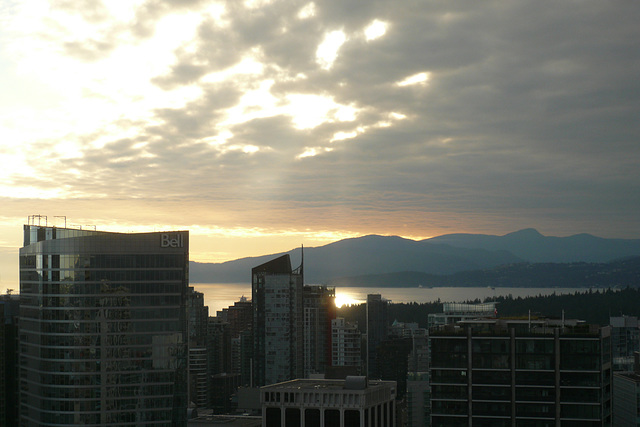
[1,0,639,290]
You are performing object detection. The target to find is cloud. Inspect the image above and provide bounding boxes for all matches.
[0,0,638,245]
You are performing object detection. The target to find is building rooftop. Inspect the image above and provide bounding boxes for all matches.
[431,318,606,337]
[261,377,394,392]
[188,414,261,427]
[614,371,640,383]
[252,254,292,274]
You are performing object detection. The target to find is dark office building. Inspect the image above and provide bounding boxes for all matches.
[217,297,253,384]
[207,317,231,376]
[19,224,189,426]
[610,315,640,371]
[217,297,252,341]
[366,294,389,379]
[210,373,241,414]
[252,254,303,387]
[375,337,412,400]
[430,319,612,427]
[0,294,19,427]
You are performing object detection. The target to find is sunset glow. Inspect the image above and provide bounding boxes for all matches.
[0,1,638,293]
[335,293,364,308]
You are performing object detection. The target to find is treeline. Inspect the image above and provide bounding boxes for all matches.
[336,287,640,329]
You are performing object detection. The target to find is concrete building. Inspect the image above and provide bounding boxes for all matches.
[188,413,261,427]
[252,254,304,386]
[430,318,612,427]
[260,377,397,427]
[19,223,189,426]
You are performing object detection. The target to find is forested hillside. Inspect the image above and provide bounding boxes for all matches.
[336,287,640,329]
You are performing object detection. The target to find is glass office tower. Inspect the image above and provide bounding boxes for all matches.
[19,225,189,426]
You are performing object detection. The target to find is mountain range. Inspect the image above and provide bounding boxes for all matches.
[189,229,640,285]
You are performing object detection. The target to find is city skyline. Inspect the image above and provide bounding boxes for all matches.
[1,1,639,292]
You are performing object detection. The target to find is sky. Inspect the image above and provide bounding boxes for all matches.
[1,0,639,291]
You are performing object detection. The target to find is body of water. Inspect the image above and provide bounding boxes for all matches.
[192,283,595,315]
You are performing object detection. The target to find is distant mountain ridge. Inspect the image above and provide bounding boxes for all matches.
[426,228,640,263]
[190,234,522,283]
[327,257,640,288]
[189,229,640,284]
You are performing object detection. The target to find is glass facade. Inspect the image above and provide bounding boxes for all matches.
[19,225,188,426]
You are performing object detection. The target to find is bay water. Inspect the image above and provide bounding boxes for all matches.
[192,283,593,315]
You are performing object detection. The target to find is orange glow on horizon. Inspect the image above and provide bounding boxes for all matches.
[334,292,364,308]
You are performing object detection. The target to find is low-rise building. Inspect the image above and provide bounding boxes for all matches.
[428,301,497,329]
[261,377,397,427]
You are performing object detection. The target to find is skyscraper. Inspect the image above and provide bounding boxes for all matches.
[331,318,362,370]
[303,285,336,377]
[366,294,389,379]
[19,224,189,426]
[186,287,209,409]
[252,254,303,386]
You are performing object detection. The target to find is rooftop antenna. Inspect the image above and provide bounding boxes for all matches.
[53,216,67,228]
[28,215,47,226]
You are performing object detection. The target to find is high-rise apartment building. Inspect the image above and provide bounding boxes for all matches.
[187,287,209,409]
[219,297,252,342]
[303,285,336,377]
[331,318,362,370]
[430,319,612,427]
[217,297,253,384]
[252,254,303,386]
[19,224,189,426]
